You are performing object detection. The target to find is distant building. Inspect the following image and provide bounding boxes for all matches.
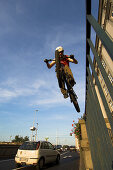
[94,0,113,119]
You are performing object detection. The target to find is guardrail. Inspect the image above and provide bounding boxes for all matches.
[0,143,21,159]
[85,0,113,170]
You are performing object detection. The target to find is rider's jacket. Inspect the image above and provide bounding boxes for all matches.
[60,55,69,66]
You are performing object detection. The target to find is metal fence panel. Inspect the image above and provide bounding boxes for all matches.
[85,0,113,169]
[87,38,113,101]
[87,54,113,132]
[87,14,113,61]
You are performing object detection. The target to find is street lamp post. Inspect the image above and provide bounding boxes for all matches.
[35,123,38,141]
[30,126,36,141]
[35,110,38,141]
[10,136,12,143]
[30,109,38,141]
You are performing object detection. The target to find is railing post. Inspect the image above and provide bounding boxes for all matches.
[85,0,91,114]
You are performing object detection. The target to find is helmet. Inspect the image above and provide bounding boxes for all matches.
[56,46,64,52]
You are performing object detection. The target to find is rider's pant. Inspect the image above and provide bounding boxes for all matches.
[64,65,75,87]
[57,65,75,96]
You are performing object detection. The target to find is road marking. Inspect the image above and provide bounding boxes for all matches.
[0,159,14,163]
[60,151,69,156]
[68,155,72,158]
[12,167,26,170]
[63,155,72,159]
[12,165,34,170]
[12,167,24,170]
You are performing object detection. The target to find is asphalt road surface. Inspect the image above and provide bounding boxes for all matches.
[0,151,80,170]
[0,158,15,170]
[43,151,80,170]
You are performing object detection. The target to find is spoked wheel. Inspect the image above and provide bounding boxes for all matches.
[65,74,80,112]
[69,89,80,113]
[55,50,63,88]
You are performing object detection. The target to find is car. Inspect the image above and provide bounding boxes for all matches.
[69,145,76,152]
[63,145,70,151]
[15,141,60,169]
[54,145,63,152]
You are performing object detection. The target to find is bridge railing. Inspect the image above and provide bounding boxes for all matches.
[85,0,113,169]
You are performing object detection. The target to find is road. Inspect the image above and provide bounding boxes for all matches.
[0,151,80,170]
[43,151,80,170]
[0,159,15,170]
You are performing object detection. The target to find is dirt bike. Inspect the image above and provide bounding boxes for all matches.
[44,50,80,113]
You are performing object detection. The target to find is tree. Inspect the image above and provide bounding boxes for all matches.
[12,135,29,143]
[24,136,29,142]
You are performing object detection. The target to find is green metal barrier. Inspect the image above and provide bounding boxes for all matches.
[85,0,113,169]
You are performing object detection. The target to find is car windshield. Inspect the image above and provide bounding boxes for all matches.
[56,145,62,149]
[19,141,40,150]
[70,146,75,148]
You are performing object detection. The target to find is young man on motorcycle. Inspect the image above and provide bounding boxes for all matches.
[44,46,78,98]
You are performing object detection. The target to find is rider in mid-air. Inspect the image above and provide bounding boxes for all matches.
[44,46,78,98]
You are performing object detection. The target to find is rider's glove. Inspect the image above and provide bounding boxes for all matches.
[44,59,48,63]
[70,55,74,59]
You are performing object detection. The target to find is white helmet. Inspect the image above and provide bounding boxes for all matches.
[56,46,64,52]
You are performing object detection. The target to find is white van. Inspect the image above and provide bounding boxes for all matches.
[15,141,60,169]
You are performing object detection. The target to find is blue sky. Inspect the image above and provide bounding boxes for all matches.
[0,0,99,145]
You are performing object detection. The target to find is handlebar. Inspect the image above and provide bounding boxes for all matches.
[47,59,55,62]
[44,59,55,63]
[44,55,74,63]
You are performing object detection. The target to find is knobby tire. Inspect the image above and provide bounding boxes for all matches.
[66,78,80,113]
[69,92,80,112]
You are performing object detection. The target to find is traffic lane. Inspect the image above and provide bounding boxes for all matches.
[43,151,80,170]
[0,159,15,170]
[0,159,36,170]
[12,151,79,170]
[0,151,79,170]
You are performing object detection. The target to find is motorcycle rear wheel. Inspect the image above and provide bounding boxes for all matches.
[55,50,63,88]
